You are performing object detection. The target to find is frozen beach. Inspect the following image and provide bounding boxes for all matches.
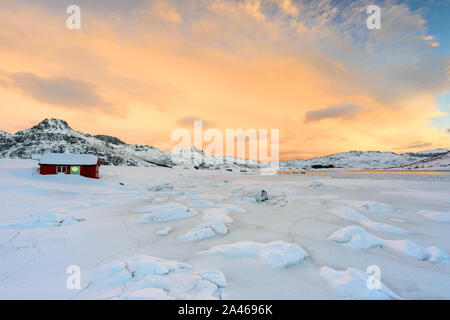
[0,159,449,299]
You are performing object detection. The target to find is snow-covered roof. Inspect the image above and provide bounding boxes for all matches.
[39,153,98,165]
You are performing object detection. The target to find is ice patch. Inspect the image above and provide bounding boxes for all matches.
[176,193,225,201]
[417,210,450,222]
[148,182,174,192]
[299,195,339,201]
[120,288,173,300]
[83,255,228,299]
[330,207,409,234]
[219,205,246,214]
[383,239,428,261]
[188,200,216,208]
[203,209,234,224]
[309,181,335,190]
[389,218,406,223]
[4,212,85,228]
[348,201,395,214]
[330,207,370,222]
[328,226,449,263]
[178,221,226,241]
[135,206,155,213]
[138,203,197,223]
[359,221,409,234]
[202,241,309,268]
[319,266,401,300]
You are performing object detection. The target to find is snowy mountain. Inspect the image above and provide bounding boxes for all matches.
[411,148,450,157]
[0,119,173,167]
[280,150,449,170]
[170,146,260,170]
[0,118,258,169]
[0,118,448,170]
[0,130,11,138]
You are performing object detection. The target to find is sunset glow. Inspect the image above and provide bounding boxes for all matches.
[0,0,448,160]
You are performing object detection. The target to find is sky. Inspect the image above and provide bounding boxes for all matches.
[0,0,448,160]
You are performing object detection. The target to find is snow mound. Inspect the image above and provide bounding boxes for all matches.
[328,226,383,249]
[178,207,235,242]
[202,241,309,268]
[83,255,228,300]
[329,226,449,263]
[198,269,228,287]
[330,207,409,234]
[5,212,85,228]
[425,247,450,263]
[319,266,401,300]
[382,239,428,260]
[330,207,370,222]
[178,219,228,242]
[156,227,173,236]
[417,210,450,222]
[138,203,197,223]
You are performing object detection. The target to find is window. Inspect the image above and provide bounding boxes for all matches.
[56,166,67,173]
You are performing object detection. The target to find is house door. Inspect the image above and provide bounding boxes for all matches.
[70,166,80,175]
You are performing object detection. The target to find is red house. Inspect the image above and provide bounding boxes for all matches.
[39,153,100,179]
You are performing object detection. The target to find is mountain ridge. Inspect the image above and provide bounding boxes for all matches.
[0,118,258,170]
[0,118,448,170]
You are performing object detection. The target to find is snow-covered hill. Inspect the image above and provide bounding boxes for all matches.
[0,119,173,167]
[170,146,260,170]
[392,151,450,170]
[280,150,449,170]
[0,118,448,170]
[413,148,450,156]
[0,130,11,138]
[0,118,258,170]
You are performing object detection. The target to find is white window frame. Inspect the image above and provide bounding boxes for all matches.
[56,166,67,173]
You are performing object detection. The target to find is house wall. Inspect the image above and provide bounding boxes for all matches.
[39,164,58,175]
[39,164,99,179]
[80,165,99,179]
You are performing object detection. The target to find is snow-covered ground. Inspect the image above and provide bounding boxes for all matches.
[0,159,449,299]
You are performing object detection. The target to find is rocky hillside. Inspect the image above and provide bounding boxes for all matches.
[0,119,174,167]
[280,150,449,170]
[0,118,259,169]
[390,151,450,170]
[1,118,448,170]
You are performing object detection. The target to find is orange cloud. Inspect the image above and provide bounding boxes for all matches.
[0,0,448,160]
